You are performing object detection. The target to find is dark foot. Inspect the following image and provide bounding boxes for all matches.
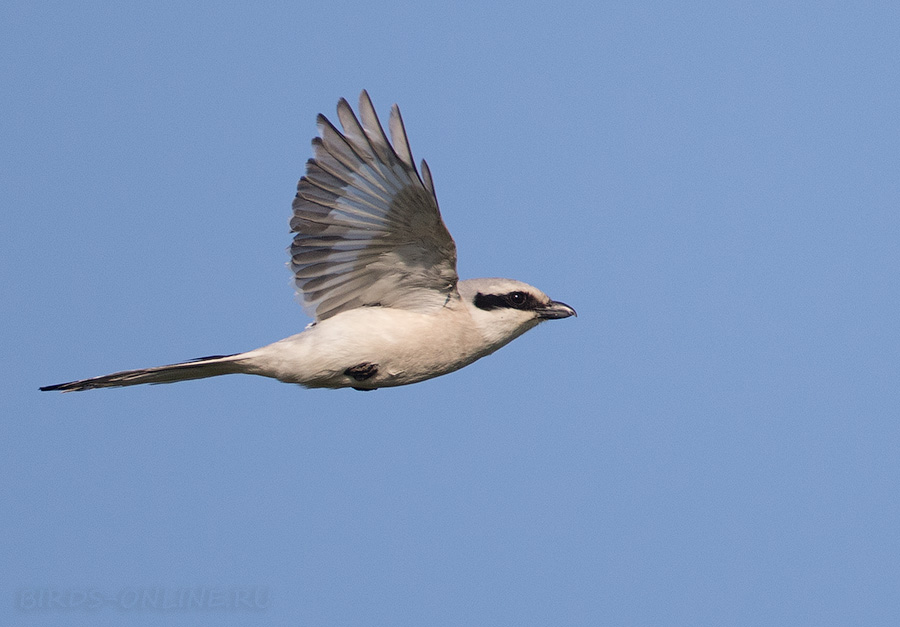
[345,362,378,382]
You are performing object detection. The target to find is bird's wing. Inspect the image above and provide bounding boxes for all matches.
[290,90,459,321]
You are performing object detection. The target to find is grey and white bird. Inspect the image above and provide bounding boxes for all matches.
[41,91,575,393]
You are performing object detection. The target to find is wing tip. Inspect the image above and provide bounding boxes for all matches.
[421,159,435,197]
[388,103,415,170]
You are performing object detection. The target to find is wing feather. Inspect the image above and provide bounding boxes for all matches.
[290,91,458,321]
[388,105,416,170]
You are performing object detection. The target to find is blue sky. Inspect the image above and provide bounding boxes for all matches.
[3,1,899,625]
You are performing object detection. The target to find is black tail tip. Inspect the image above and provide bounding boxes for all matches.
[40,382,77,392]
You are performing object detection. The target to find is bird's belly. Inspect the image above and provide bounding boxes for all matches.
[332,326,480,389]
[256,307,484,389]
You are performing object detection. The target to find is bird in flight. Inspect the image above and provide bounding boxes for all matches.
[41,91,575,393]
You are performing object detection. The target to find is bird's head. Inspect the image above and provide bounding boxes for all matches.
[458,278,576,350]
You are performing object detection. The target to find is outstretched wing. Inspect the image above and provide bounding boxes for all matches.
[290,91,459,321]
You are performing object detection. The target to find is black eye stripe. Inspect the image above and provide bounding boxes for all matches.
[473,293,504,310]
[474,291,541,311]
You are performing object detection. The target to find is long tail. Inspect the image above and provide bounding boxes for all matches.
[40,353,247,392]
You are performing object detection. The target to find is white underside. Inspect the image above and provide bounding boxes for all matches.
[239,303,521,389]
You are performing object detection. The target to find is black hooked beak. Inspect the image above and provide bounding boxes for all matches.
[538,300,577,320]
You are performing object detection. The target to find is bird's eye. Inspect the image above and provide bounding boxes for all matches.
[507,291,527,307]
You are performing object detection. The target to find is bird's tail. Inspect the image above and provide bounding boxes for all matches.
[40,353,247,392]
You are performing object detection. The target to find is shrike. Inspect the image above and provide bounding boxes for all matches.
[41,91,575,393]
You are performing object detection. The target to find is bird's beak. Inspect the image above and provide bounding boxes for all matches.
[539,300,577,320]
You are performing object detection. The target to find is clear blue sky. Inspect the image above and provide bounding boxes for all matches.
[3,1,899,625]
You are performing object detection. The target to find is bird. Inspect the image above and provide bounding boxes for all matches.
[41,91,576,393]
